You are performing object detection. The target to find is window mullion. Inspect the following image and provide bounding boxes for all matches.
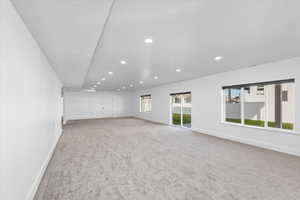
[241,88,245,125]
[264,85,268,128]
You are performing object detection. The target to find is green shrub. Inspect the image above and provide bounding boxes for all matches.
[244,119,264,127]
[226,118,293,130]
[172,113,181,125]
[268,121,276,128]
[172,113,191,125]
[226,118,241,123]
[282,123,293,130]
[269,122,293,130]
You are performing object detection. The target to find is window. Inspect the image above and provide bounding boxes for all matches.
[282,90,288,102]
[257,85,264,95]
[140,95,152,112]
[223,79,295,131]
[244,87,250,94]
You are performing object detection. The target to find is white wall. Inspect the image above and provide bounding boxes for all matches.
[0,0,5,196]
[64,90,133,121]
[0,1,63,199]
[133,57,300,157]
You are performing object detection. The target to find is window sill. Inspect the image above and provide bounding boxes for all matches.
[221,121,299,136]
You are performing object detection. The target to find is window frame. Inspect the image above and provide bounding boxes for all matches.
[221,79,296,134]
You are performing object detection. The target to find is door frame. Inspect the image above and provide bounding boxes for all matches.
[169,92,192,128]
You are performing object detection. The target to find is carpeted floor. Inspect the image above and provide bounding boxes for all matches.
[34,118,300,200]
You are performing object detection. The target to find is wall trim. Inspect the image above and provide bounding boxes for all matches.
[65,116,134,124]
[25,132,63,200]
[65,115,133,122]
[131,116,167,125]
[134,117,300,157]
[193,127,300,157]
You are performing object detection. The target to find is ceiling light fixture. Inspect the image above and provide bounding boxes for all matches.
[108,71,113,75]
[96,82,101,85]
[139,81,144,84]
[122,86,126,89]
[175,69,181,72]
[120,60,126,65]
[144,38,153,44]
[129,84,133,87]
[117,89,121,91]
[101,77,106,81]
[214,56,223,61]
[153,76,159,80]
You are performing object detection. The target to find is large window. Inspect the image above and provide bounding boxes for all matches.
[140,95,152,112]
[223,79,295,131]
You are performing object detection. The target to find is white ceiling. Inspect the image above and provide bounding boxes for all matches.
[12,0,300,91]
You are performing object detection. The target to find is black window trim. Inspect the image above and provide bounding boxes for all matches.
[222,79,294,89]
[140,94,151,98]
[170,91,191,96]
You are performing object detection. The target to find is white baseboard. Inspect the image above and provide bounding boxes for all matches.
[25,133,62,200]
[64,115,133,123]
[134,117,300,157]
[193,127,300,157]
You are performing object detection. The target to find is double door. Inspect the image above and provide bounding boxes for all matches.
[170,92,192,128]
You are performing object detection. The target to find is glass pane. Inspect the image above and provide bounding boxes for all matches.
[244,85,266,127]
[225,88,241,123]
[266,83,294,130]
[281,82,294,130]
[172,95,181,125]
[182,94,191,128]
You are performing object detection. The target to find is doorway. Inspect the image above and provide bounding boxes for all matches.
[170,92,192,128]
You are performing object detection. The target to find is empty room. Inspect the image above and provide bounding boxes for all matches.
[1,0,300,199]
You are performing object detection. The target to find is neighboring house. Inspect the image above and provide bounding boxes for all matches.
[244,84,294,123]
[226,83,295,124]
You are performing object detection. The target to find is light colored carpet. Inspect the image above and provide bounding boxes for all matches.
[34,118,300,200]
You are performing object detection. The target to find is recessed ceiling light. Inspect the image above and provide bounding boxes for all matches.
[120,60,126,65]
[139,81,144,84]
[144,38,153,44]
[153,76,159,80]
[101,77,106,81]
[96,82,101,85]
[175,69,181,72]
[129,84,133,87]
[116,89,121,91]
[122,86,126,89]
[108,71,113,75]
[214,56,223,61]
[93,85,97,87]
